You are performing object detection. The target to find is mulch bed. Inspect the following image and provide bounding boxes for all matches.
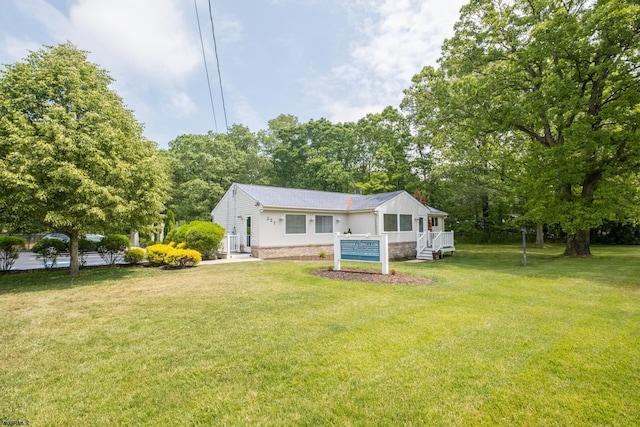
[310,267,433,285]
[265,256,434,285]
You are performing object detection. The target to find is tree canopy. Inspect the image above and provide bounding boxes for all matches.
[165,124,270,222]
[0,42,169,274]
[403,0,640,255]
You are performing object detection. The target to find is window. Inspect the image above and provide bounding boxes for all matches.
[418,217,424,233]
[383,214,398,232]
[400,214,413,231]
[286,214,306,234]
[431,217,439,227]
[315,215,333,234]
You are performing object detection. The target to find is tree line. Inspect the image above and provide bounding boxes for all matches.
[1,0,639,277]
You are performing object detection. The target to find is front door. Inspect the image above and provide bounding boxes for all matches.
[245,216,252,251]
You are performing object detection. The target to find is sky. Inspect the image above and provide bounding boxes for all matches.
[0,0,467,148]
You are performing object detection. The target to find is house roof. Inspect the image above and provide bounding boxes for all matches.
[234,183,447,215]
[427,206,448,216]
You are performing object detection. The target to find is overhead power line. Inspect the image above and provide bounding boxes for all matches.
[207,0,229,131]
[193,0,218,133]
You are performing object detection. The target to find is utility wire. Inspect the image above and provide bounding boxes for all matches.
[207,0,229,131]
[194,0,218,133]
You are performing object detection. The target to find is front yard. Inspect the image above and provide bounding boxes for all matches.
[1,244,639,425]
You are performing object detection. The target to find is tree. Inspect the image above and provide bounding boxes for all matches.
[0,43,169,275]
[166,125,270,222]
[405,0,640,255]
[355,106,419,194]
[268,117,358,192]
[163,209,177,242]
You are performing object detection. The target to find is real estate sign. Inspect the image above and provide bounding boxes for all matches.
[334,234,389,275]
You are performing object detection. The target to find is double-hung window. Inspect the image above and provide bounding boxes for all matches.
[383,214,398,232]
[285,214,306,234]
[400,214,413,232]
[315,215,333,234]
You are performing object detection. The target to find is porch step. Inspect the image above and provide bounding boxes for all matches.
[416,248,442,261]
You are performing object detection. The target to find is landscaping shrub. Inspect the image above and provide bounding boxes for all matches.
[163,210,177,243]
[171,221,225,259]
[32,238,66,269]
[78,237,97,267]
[0,235,26,272]
[97,234,131,266]
[124,248,145,265]
[145,243,201,268]
[145,243,174,266]
[164,248,202,268]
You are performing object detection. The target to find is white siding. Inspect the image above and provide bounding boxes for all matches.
[259,210,349,247]
[376,193,429,244]
[345,212,378,235]
[211,184,261,246]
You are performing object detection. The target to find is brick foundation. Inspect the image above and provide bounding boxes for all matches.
[251,241,417,260]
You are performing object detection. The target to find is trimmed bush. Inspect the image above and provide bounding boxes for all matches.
[145,243,174,266]
[124,247,145,265]
[97,234,131,266]
[164,248,202,268]
[78,237,97,267]
[32,238,66,269]
[0,236,26,272]
[145,243,201,268]
[171,221,225,259]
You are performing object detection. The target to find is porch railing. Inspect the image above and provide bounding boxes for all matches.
[417,231,455,254]
[220,233,242,255]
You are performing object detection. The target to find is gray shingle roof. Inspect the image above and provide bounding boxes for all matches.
[235,183,405,211]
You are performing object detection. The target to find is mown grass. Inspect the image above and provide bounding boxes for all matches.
[1,244,639,426]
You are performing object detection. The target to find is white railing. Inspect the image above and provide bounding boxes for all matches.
[416,231,428,254]
[418,231,455,254]
[431,231,454,252]
[220,233,242,255]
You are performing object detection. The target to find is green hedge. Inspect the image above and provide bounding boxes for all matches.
[0,236,26,272]
[166,221,225,259]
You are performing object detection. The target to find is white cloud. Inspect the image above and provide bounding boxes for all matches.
[10,0,71,40]
[166,91,197,117]
[8,0,203,85]
[67,0,201,84]
[1,36,41,61]
[307,0,466,123]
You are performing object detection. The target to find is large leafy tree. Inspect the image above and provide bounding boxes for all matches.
[354,106,418,194]
[0,43,170,274]
[268,117,358,192]
[405,0,640,255]
[166,124,270,222]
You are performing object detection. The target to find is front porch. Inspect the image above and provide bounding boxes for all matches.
[219,233,251,259]
[416,231,455,260]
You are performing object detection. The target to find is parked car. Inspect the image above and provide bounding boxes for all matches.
[83,234,105,243]
[42,233,70,244]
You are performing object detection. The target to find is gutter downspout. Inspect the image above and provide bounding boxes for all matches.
[373,209,379,235]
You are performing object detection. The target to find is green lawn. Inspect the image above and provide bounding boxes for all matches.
[1,244,639,426]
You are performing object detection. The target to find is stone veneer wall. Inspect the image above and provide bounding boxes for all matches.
[251,241,417,259]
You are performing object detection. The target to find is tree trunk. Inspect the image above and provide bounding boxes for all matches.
[535,223,544,247]
[564,230,591,256]
[69,229,80,275]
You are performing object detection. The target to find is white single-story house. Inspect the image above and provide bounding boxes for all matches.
[211,183,454,260]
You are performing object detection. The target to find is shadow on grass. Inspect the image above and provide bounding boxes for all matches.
[0,265,151,295]
[422,243,640,288]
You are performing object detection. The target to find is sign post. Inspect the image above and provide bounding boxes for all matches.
[521,227,527,267]
[334,234,389,274]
